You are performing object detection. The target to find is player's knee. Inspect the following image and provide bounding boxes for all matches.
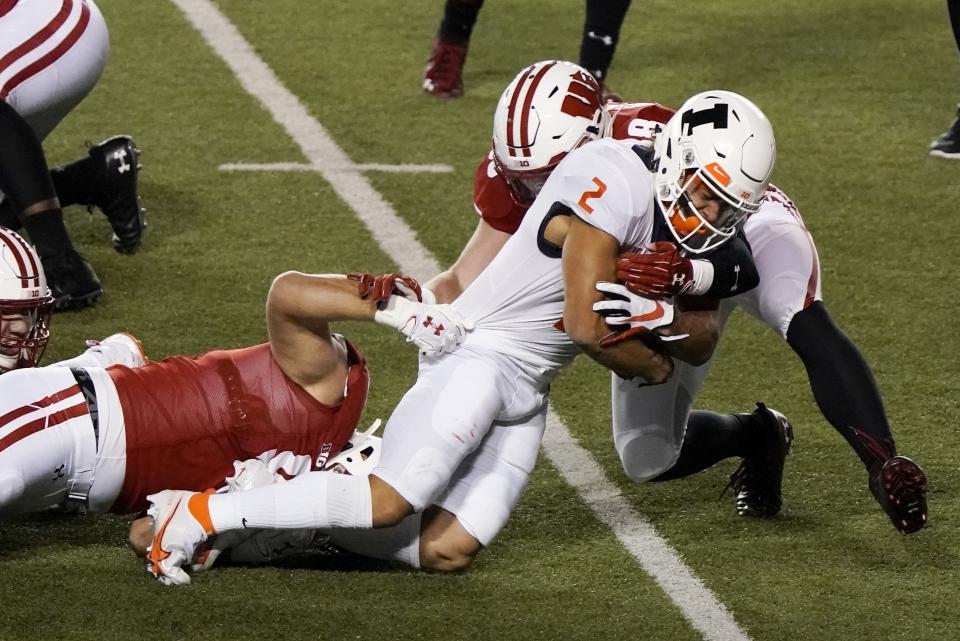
[0,469,25,510]
[417,506,482,572]
[617,438,674,483]
[127,516,154,557]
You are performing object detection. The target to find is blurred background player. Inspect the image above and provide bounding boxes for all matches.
[0,0,146,310]
[422,0,630,100]
[930,0,960,158]
[423,60,925,533]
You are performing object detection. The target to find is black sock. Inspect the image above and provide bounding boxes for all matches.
[438,0,484,46]
[0,101,57,212]
[579,0,632,81]
[22,208,76,259]
[51,155,100,207]
[650,411,749,481]
[0,198,22,230]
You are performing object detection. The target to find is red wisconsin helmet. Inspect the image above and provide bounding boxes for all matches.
[0,227,53,372]
[492,60,608,205]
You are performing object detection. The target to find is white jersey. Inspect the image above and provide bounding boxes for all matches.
[454,137,657,384]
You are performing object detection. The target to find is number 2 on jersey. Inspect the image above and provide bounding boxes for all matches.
[578,177,607,214]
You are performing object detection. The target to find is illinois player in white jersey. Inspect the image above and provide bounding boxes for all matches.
[142,86,774,586]
[0,0,146,309]
[376,60,927,534]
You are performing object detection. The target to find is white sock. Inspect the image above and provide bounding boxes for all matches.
[208,471,372,532]
[329,512,422,568]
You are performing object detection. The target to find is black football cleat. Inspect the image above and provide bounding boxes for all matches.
[725,403,794,518]
[870,455,927,534]
[929,106,960,159]
[88,136,146,254]
[42,251,103,311]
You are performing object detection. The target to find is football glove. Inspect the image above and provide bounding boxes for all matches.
[616,241,696,298]
[593,281,675,347]
[347,272,436,305]
[374,296,473,356]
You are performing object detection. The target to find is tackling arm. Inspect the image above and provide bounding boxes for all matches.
[562,216,674,382]
[267,272,376,402]
[425,219,511,304]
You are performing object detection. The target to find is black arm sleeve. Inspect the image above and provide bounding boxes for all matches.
[702,231,760,298]
[0,100,56,213]
[786,301,895,472]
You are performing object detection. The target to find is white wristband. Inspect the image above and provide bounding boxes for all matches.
[688,260,715,296]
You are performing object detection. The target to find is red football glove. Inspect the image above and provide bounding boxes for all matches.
[615,242,695,298]
[347,272,428,303]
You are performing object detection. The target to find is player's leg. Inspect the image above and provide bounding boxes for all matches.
[0,100,101,310]
[579,0,631,100]
[0,367,97,515]
[422,0,483,98]
[930,0,960,158]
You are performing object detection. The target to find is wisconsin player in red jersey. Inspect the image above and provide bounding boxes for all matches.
[0,267,470,518]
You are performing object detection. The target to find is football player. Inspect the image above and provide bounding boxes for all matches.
[423,61,926,533]
[143,88,774,585]
[0,0,146,309]
[0,250,470,518]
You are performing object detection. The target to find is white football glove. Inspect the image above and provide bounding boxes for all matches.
[374,295,474,356]
[592,281,677,347]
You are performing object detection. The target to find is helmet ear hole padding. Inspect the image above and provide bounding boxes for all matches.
[492,61,608,204]
[652,90,775,254]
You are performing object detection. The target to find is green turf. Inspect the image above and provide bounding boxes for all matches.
[1,0,958,639]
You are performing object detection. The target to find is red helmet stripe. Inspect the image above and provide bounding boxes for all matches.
[8,230,40,288]
[0,1,91,101]
[0,231,30,288]
[505,63,537,151]
[518,61,556,150]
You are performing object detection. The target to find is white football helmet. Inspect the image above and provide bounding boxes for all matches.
[493,60,608,204]
[652,90,776,254]
[0,228,53,372]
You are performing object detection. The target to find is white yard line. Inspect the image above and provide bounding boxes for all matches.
[220,162,454,174]
[171,2,752,639]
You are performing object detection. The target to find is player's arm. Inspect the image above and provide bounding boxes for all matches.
[267,272,377,400]
[426,219,511,304]
[561,215,674,383]
[659,296,720,365]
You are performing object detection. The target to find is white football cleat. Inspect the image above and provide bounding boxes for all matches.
[145,490,214,586]
[84,332,147,368]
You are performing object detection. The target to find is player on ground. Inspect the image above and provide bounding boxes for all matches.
[0,0,146,309]
[0,258,469,517]
[143,88,774,585]
[425,61,926,533]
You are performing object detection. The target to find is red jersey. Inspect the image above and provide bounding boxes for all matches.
[473,102,676,234]
[107,340,368,514]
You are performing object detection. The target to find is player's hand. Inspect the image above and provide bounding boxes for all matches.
[347,272,436,305]
[402,302,474,356]
[593,281,675,347]
[374,295,474,356]
[616,242,694,298]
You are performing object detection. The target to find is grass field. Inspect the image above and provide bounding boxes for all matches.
[1,0,958,639]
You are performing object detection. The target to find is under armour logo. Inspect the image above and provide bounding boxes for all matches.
[731,265,741,292]
[112,149,131,174]
[53,463,65,481]
[671,273,686,286]
[586,30,614,46]
[423,316,445,336]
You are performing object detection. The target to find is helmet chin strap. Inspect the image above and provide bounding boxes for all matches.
[0,352,19,372]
